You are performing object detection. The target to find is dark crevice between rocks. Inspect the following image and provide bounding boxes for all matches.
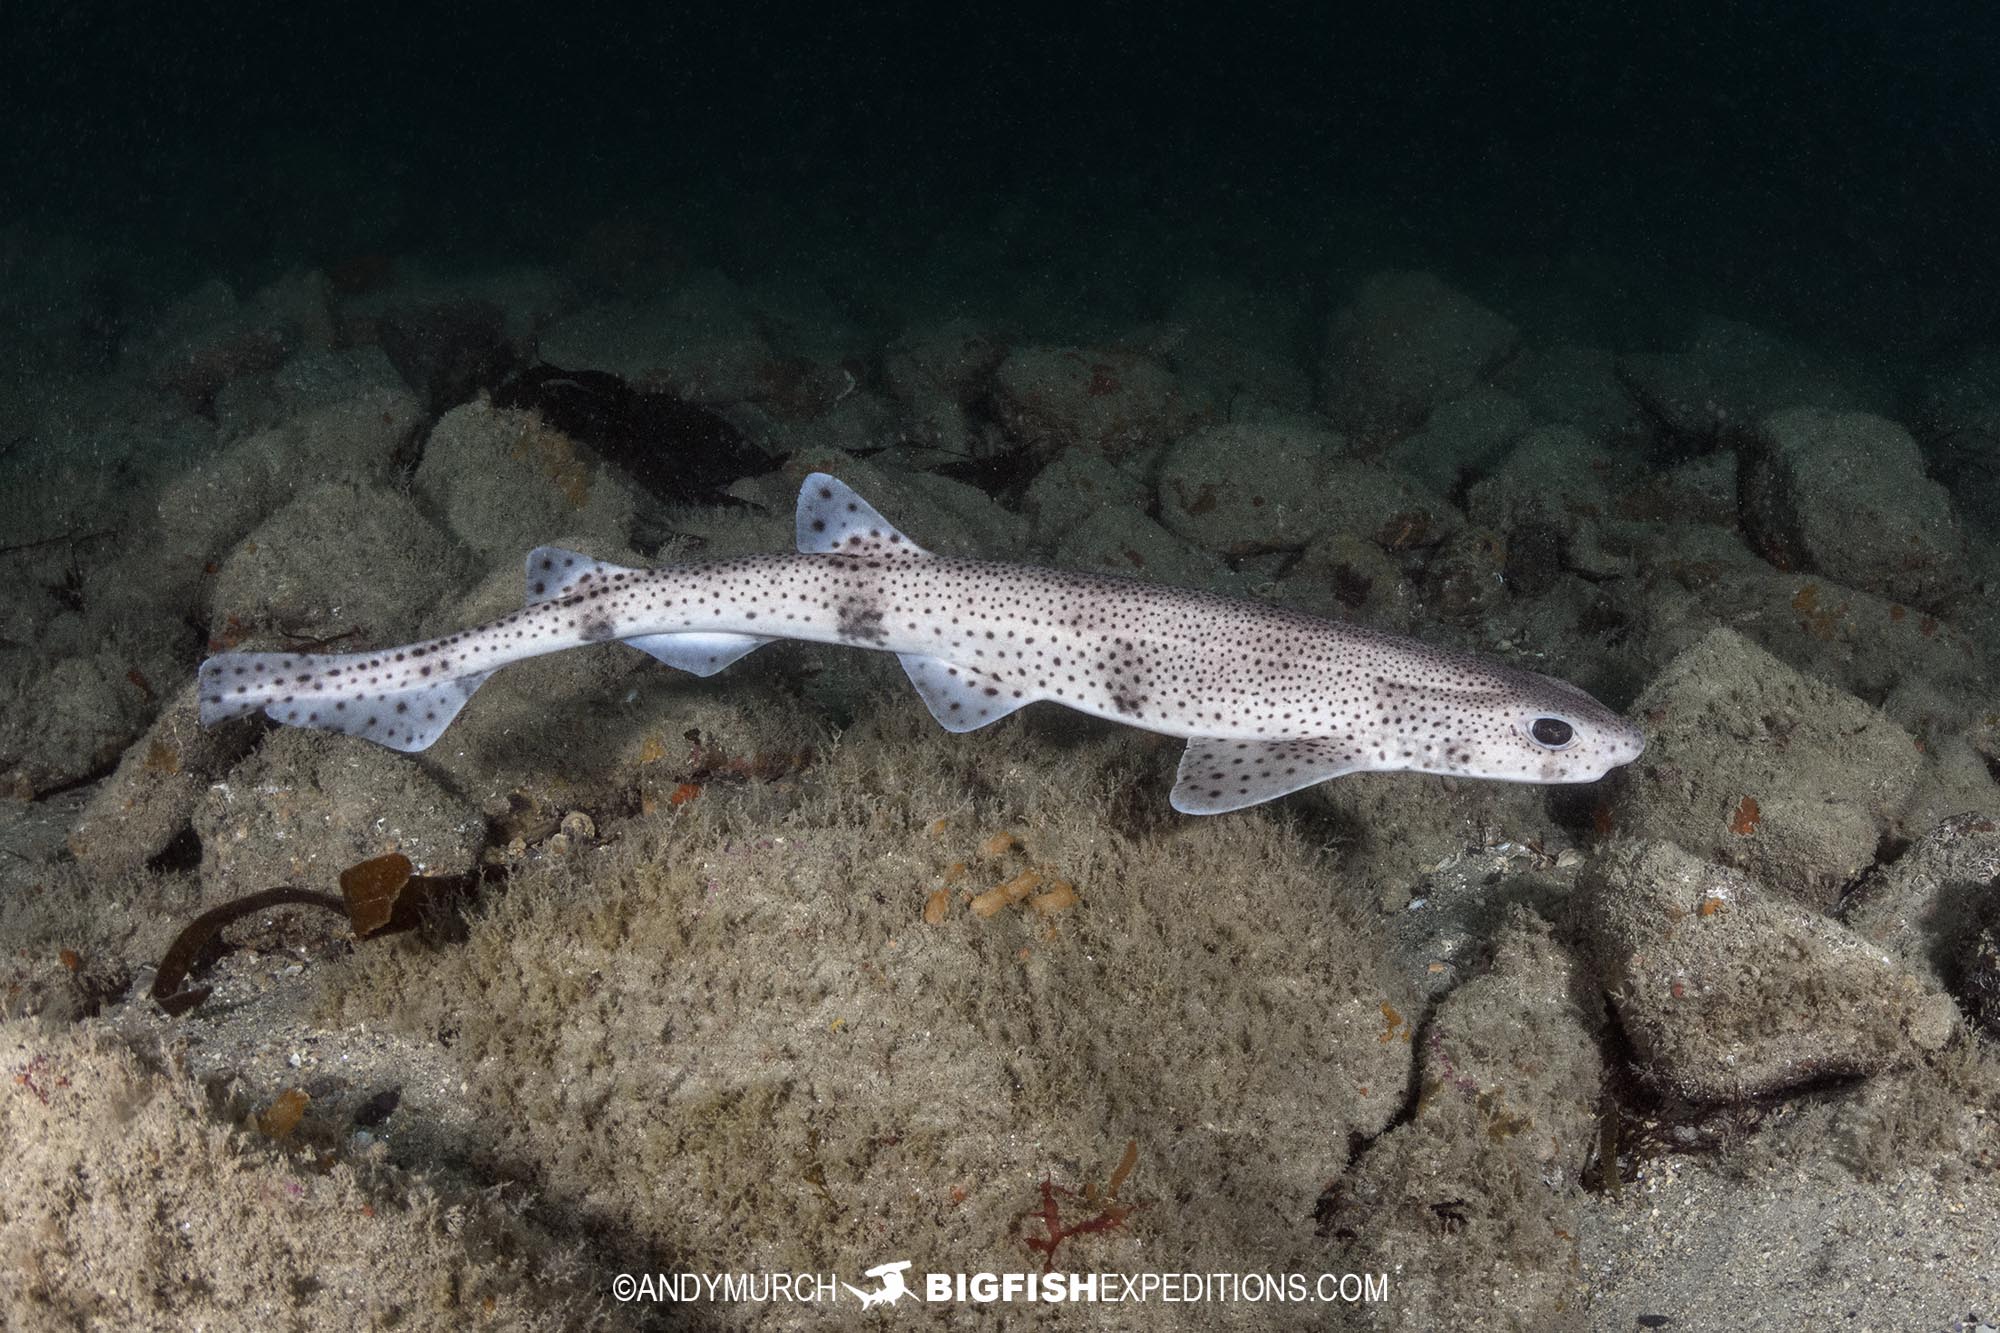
[1311,995,1438,1240]
[914,383,1044,505]
[145,825,204,875]
[1869,829,1914,872]
[1546,770,1629,844]
[493,364,758,510]
[16,755,125,805]
[376,300,521,417]
[1581,1009,1869,1197]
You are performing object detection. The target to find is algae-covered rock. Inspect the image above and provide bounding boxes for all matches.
[67,680,258,876]
[0,1019,604,1326]
[1328,912,1601,1332]
[990,343,1208,461]
[414,400,638,561]
[1620,627,1921,909]
[1052,505,1233,590]
[1739,406,1970,611]
[208,481,468,644]
[1585,841,1957,1104]
[194,728,484,898]
[1022,443,1151,547]
[1318,270,1520,449]
[1843,811,2000,1007]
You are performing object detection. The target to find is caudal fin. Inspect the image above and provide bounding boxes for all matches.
[197,650,495,752]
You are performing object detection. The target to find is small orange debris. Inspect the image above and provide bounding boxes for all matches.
[1889,604,1906,622]
[927,816,951,837]
[923,888,952,925]
[1379,1000,1406,1043]
[1697,897,1726,919]
[669,782,702,807]
[979,831,1019,858]
[943,860,967,883]
[256,1089,310,1139]
[1729,795,1761,835]
[1105,1138,1139,1197]
[1029,880,1078,915]
[639,735,667,763]
[971,869,1043,918]
[949,1185,970,1207]
[58,948,80,972]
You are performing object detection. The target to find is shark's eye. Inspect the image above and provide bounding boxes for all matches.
[1529,717,1575,748]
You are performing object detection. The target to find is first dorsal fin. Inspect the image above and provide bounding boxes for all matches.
[796,474,929,558]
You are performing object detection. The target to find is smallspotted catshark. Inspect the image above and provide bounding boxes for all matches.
[198,473,1644,812]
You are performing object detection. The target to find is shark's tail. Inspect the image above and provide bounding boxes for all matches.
[195,473,921,754]
[197,648,497,752]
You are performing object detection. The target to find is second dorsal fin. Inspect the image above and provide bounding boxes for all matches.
[523,546,642,604]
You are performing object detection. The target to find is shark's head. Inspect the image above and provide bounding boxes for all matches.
[1382,659,1646,784]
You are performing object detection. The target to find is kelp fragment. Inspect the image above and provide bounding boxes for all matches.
[339,853,476,941]
[153,854,477,1015]
[151,887,346,1016]
[339,854,414,937]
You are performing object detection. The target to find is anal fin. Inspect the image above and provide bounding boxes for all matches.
[897,653,1034,732]
[1171,737,1370,814]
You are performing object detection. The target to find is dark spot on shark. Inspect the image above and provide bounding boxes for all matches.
[1109,690,1147,717]
[578,613,616,642]
[837,600,888,645]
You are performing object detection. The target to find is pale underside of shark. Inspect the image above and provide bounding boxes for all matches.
[197,473,1646,813]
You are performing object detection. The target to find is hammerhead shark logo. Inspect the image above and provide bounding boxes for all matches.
[843,1259,913,1309]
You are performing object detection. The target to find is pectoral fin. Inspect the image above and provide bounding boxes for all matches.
[1171,737,1370,814]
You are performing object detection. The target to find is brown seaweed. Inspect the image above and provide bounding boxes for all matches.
[150,887,346,1016]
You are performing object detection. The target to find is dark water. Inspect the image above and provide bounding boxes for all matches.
[6,1,1995,359]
